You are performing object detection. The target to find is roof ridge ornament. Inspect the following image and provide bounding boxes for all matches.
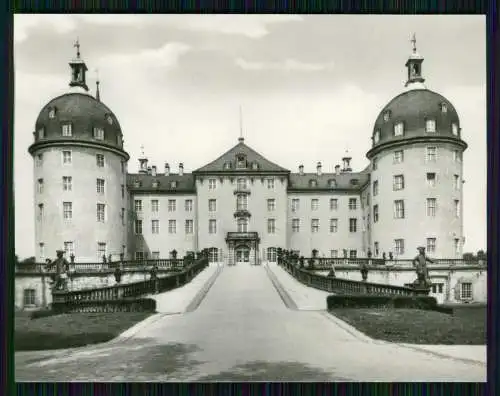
[238,105,244,143]
[404,33,426,89]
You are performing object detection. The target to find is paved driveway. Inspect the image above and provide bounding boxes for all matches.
[15,265,486,382]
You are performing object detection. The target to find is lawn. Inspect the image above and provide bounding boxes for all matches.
[15,311,152,351]
[330,305,486,345]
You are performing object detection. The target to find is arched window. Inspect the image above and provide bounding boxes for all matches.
[237,218,248,232]
[267,247,277,262]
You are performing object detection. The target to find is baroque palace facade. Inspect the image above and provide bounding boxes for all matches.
[29,40,467,265]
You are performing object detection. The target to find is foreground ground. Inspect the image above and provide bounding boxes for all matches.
[15,265,486,382]
[329,305,486,345]
[15,312,151,351]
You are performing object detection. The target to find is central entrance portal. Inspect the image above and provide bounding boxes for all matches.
[235,246,250,265]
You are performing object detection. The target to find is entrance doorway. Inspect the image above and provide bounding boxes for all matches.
[235,246,250,265]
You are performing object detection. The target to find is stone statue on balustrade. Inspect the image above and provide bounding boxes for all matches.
[412,246,433,288]
[45,250,70,291]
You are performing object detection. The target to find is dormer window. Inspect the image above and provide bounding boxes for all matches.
[309,180,318,187]
[106,114,113,125]
[38,127,45,139]
[374,129,380,143]
[236,155,246,169]
[350,179,359,186]
[62,123,72,137]
[134,180,141,188]
[425,119,436,133]
[170,181,177,188]
[328,179,337,188]
[252,162,259,170]
[48,108,56,119]
[152,180,159,188]
[452,123,459,136]
[383,111,391,122]
[440,103,448,113]
[116,135,121,146]
[93,127,105,140]
[394,122,404,137]
[223,162,231,170]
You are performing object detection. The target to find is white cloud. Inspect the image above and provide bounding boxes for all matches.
[14,14,77,42]
[235,57,335,72]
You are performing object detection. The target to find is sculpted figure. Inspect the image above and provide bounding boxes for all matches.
[46,250,70,291]
[413,246,433,287]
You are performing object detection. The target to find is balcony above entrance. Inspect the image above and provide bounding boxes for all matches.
[226,231,260,242]
[234,209,251,218]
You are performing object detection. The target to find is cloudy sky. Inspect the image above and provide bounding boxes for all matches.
[14,14,486,258]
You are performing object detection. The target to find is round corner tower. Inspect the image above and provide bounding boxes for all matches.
[28,40,130,262]
[366,35,467,259]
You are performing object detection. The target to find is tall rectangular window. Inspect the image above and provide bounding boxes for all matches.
[454,200,460,217]
[267,199,276,211]
[373,181,378,196]
[168,220,176,234]
[96,178,105,194]
[38,127,45,139]
[209,219,217,234]
[151,199,159,213]
[267,178,275,189]
[63,202,72,219]
[292,218,300,233]
[168,199,176,212]
[96,154,104,167]
[121,185,125,198]
[134,219,143,235]
[394,239,405,255]
[135,251,144,260]
[393,150,404,164]
[37,178,44,194]
[38,203,44,220]
[330,218,338,233]
[97,242,106,260]
[267,219,276,234]
[311,219,319,233]
[330,198,338,210]
[23,289,36,307]
[185,219,193,234]
[426,146,437,161]
[311,199,319,211]
[135,199,142,213]
[453,150,462,162]
[394,122,404,136]
[349,198,357,210]
[236,195,247,210]
[292,198,300,212]
[393,175,404,190]
[330,250,338,258]
[152,220,160,234]
[427,198,437,217]
[425,119,436,132]
[62,176,72,191]
[62,150,72,164]
[237,218,248,232]
[93,127,104,140]
[39,242,45,259]
[349,218,357,233]
[373,204,379,223]
[209,199,217,212]
[394,200,405,219]
[208,179,216,190]
[427,173,436,187]
[97,203,106,222]
[64,241,74,256]
[237,178,247,190]
[461,283,472,299]
[185,199,193,212]
[62,123,72,137]
[426,237,436,253]
[349,250,357,259]
[454,174,460,190]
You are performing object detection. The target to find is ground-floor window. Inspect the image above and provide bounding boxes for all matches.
[330,250,338,258]
[461,282,472,300]
[267,247,277,262]
[208,247,219,263]
[431,283,444,294]
[151,251,160,259]
[349,250,357,259]
[23,289,36,307]
[135,251,144,261]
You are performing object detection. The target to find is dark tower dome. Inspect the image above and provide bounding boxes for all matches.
[28,40,128,159]
[367,34,467,159]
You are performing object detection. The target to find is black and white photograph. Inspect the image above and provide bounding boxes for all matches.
[13,14,486,382]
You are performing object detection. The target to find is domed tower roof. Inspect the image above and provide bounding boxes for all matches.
[367,34,467,159]
[28,40,129,160]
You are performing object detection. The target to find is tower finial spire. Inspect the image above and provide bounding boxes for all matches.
[74,37,81,59]
[411,33,417,53]
[238,105,244,143]
[404,33,426,89]
[95,68,100,102]
[69,38,89,91]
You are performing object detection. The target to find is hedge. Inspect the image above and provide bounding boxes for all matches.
[51,297,157,314]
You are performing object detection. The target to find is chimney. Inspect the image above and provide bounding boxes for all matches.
[164,163,170,176]
[335,165,340,175]
[316,162,322,176]
[342,156,352,172]
[179,163,184,176]
[147,166,152,175]
[151,165,157,177]
[299,164,304,175]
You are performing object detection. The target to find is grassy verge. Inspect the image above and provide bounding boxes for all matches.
[15,311,152,351]
[330,305,486,345]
